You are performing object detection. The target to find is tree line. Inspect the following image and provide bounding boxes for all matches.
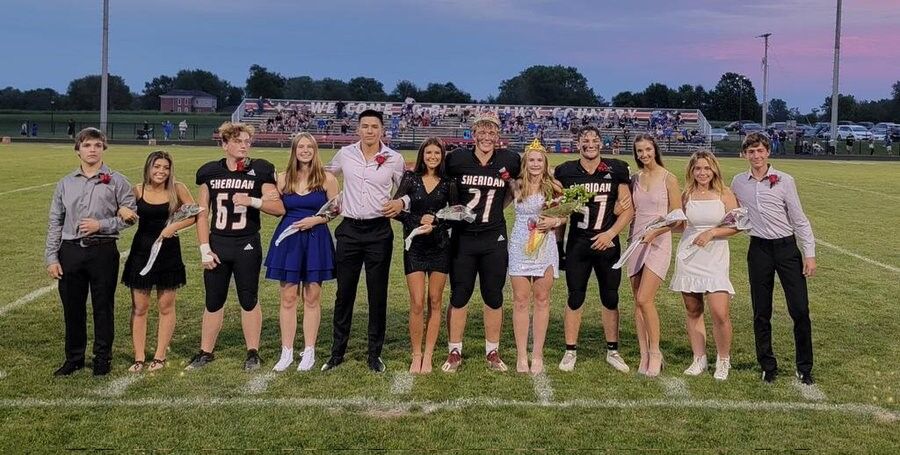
[2,64,898,123]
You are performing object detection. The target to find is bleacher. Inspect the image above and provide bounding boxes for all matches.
[227,99,712,154]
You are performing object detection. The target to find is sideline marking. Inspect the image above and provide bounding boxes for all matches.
[816,239,900,273]
[660,377,691,399]
[94,376,142,398]
[803,178,900,201]
[531,373,554,403]
[793,380,827,402]
[390,372,414,395]
[244,372,277,395]
[0,396,894,422]
[0,251,129,318]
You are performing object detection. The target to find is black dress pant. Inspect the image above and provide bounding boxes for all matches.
[57,240,119,363]
[747,236,814,374]
[330,218,393,360]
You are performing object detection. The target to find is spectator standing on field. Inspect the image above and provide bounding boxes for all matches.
[178,120,188,140]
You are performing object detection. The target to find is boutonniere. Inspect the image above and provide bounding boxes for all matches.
[767,174,780,188]
[235,159,248,172]
[374,153,387,169]
[498,167,511,181]
[98,173,112,184]
[597,161,610,173]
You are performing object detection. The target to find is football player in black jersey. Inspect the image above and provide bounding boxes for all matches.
[187,122,285,371]
[442,112,521,372]
[553,125,634,373]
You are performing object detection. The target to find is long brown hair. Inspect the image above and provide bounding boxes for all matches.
[282,132,326,194]
[683,150,726,199]
[632,133,664,169]
[141,150,179,214]
[517,143,562,203]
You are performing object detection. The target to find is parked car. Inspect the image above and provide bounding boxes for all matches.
[740,123,764,134]
[822,125,872,140]
[724,121,746,132]
[710,128,729,141]
[872,123,898,141]
[856,122,874,130]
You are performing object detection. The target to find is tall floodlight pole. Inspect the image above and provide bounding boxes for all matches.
[100,0,109,133]
[758,33,771,129]
[830,0,842,151]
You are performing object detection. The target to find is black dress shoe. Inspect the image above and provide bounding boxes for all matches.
[762,369,778,383]
[320,356,343,372]
[796,371,815,385]
[368,357,386,373]
[93,359,112,376]
[53,361,84,377]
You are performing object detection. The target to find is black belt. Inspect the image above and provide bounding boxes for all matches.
[342,217,388,226]
[63,237,117,247]
[750,235,795,246]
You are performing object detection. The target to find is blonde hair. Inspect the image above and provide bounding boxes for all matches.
[218,121,255,143]
[516,141,561,203]
[141,150,179,214]
[282,133,326,194]
[683,150,726,199]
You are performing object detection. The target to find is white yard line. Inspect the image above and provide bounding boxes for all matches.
[816,239,900,273]
[389,372,414,395]
[792,380,828,402]
[0,251,129,318]
[244,372,277,395]
[802,178,900,201]
[93,376,143,398]
[0,396,894,422]
[531,373,554,404]
[660,377,691,399]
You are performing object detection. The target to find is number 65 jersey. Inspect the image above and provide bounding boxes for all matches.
[554,158,631,240]
[196,158,277,237]
[445,147,521,233]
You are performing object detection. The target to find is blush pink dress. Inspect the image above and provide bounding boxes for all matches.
[626,171,673,280]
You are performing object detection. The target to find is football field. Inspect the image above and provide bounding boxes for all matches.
[0,142,897,451]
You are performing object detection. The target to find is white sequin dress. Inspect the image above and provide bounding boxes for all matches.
[508,194,559,278]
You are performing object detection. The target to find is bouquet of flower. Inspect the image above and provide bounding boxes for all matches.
[612,209,687,270]
[676,207,750,261]
[139,204,203,276]
[523,186,594,258]
[274,192,343,247]
[435,205,476,223]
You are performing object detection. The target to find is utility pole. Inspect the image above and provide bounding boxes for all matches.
[829,0,842,153]
[758,33,771,129]
[100,0,109,133]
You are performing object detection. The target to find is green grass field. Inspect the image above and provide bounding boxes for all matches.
[0,142,897,451]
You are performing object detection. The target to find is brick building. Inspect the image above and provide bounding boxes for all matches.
[159,90,218,113]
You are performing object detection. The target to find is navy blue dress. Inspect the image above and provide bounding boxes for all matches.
[265,191,335,284]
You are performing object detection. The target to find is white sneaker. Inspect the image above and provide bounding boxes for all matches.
[713,357,731,381]
[297,347,315,372]
[272,347,293,372]
[683,355,708,376]
[558,350,577,372]
[606,350,630,373]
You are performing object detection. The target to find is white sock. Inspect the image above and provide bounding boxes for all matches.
[485,340,499,355]
[297,346,315,371]
[448,342,462,354]
[272,347,293,372]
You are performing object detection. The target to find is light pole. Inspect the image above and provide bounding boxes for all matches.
[829,0,843,153]
[100,0,109,133]
[50,100,56,134]
[758,33,771,129]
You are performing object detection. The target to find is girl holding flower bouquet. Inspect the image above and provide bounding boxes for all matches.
[669,150,741,380]
[265,133,339,372]
[625,134,682,377]
[121,150,197,373]
[508,140,566,374]
[392,138,456,373]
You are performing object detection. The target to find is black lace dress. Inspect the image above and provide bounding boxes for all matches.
[394,171,455,275]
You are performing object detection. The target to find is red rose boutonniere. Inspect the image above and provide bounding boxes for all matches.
[98,173,112,184]
[498,167,511,181]
[374,153,387,169]
[597,161,610,173]
[767,174,780,188]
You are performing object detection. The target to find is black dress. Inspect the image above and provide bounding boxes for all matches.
[394,171,455,275]
[121,197,187,290]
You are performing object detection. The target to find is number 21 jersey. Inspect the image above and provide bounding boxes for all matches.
[446,147,521,233]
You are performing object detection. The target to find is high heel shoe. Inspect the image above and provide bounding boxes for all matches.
[645,352,665,378]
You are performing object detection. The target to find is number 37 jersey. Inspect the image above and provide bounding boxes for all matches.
[446,148,521,233]
[196,158,277,237]
[554,158,631,239]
